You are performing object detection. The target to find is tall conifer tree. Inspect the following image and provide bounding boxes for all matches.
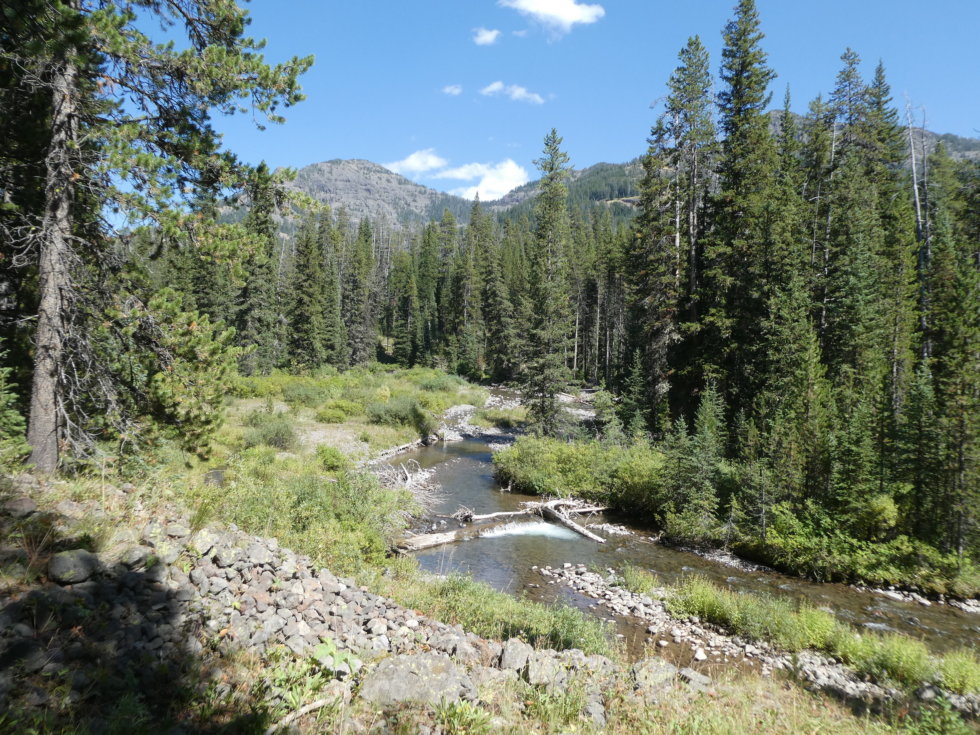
[702,0,778,417]
[237,162,281,375]
[524,130,573,435]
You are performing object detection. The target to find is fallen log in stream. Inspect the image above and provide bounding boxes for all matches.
[396,499,608,553]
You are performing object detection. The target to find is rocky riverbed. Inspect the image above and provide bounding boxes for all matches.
[536,562,980,717]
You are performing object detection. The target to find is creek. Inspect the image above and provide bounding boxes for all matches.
[395,434,980,661]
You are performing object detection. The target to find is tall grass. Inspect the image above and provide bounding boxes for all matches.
[668,575,980,694]
[618,563,661,597]
[374,566,612,656]
[179,446,413,575]
[939,649,980,695]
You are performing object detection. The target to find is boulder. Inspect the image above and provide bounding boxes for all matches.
[214,545,241,568]
[633,657,677,696]
[120,545,154,570]
[245,543,273,566]
[4,496,37,519]
[527,651,564,688]
[188,529,218,557]
[48,549,101,585]
[358,653,475,707]
[678,667,711,691]
[499,638,533,673]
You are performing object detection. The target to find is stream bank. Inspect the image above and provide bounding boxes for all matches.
[387,394,980,716]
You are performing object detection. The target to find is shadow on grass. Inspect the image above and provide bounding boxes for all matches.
[0,489,270,734]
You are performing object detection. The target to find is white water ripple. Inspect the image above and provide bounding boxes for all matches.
[479,521,579,541]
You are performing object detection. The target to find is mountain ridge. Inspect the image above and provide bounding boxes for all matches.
[287,125,979,226]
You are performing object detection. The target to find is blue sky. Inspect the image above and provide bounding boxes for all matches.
[214,0,980,201]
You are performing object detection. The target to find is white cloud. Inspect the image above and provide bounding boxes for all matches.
[383,149,448,176]
[435,159,529,201]
[480,80,544,105]
[499,0,605,33]
[435,162,494,180]
[442,84,463,96]
[473,27,501,45]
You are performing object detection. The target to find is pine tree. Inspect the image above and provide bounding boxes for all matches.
[619,349,649,439]
[701,0,779,417]
[10,0,310,470]
[481,228,519,382]
[630,36,716,433]
[319,211,347,367]
[416,222,441,363]
[389,251,421,366]
[923,146,980,557]
[237,162,281,375]
[593,386,625,445]
[342,219,377,365]
[435,209,460,360]
[453,199,488,377]
[661,385,725,544]
[286,214,329,369]
[897,363,944,543]
[524,130,573,436]
[756,273,836,506]
[0,340,29,468]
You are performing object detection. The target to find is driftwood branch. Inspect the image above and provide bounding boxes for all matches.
[263,695,339,735]
[398,498,608,552]
[541,505,606,543]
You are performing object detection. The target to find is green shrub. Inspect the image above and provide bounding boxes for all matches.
[472,406,527,430]
[869,634,935,685]
[366,395,437,439]
[670,576,840,653]
[242,412,296,450]
[315,408,346,424]
[786,604,837,650]
[619,563,660,597]
[612,444,666,511]
[390,572,611,656]
[186,449,411,575]
[493,435,668,511]
[320,399,362,417]
[522,681,586,729]
[435,701,492,735]
[0,343,28,469]
[366,395,417,426]
[418,373,463,393]
[831,629,936,685]
[939,649,980,695]
[316,445,350,472]
[281,381,328,408]
[901,699,974,735]
[410,402,438,438]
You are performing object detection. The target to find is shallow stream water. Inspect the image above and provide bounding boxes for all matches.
[396,436,980,658]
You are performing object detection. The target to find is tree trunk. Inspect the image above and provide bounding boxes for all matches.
[28,53,78,473]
